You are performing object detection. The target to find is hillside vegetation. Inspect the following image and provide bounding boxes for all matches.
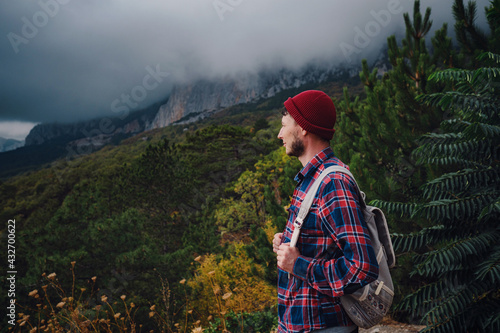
[1,1,498,332]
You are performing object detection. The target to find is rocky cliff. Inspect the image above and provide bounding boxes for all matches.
[147,64,357,129]
[25,122,83,146]
[24,103,160,147]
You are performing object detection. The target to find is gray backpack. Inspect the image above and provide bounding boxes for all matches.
[289,165,396,329]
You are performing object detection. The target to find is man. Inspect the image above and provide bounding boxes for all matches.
[273,90,379,333]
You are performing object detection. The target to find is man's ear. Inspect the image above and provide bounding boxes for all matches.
[301,128,308,137]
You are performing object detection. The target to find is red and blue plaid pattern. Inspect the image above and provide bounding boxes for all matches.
[277,147,379,333]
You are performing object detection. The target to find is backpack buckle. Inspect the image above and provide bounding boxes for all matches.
[293,217,304,230]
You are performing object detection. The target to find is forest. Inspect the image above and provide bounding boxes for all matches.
[1,1,499,332]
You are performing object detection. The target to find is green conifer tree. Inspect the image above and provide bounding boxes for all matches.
[375,51,500,332]
[485,0,500,53]
[335,0,445,205]
[453,0,490,56]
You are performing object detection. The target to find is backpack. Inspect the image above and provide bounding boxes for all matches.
[289,165,396,329]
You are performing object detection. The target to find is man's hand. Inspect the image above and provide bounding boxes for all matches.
[276,243,300,274]
[273,233,283,254]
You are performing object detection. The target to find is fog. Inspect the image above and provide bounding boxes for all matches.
[0,0,490,139]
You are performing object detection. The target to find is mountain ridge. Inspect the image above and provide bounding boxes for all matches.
[0,57,378,179]
[0,137,24,152]
[147,64,359,129]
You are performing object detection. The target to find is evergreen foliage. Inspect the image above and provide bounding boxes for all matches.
[453,0,490,55]
[335,0,445,206]
[375,52,500,332]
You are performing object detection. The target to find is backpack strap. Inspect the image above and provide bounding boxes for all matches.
[289,165,358,248]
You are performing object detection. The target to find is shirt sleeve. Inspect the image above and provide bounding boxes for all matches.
[291,176,379,297]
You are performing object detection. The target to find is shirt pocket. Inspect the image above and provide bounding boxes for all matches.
[291,203,324,258]
[299,203,323,237]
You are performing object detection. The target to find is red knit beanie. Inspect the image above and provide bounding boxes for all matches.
[283,90,336,141]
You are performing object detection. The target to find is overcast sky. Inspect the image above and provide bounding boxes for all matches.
[0,0,491,140]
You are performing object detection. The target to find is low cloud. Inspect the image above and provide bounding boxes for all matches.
[0,121,38,141]
[0,0,491,139]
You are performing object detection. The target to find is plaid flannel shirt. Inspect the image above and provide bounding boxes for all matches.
[277,147,379,333]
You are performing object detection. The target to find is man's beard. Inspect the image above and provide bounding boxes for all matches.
[288,133,305,157]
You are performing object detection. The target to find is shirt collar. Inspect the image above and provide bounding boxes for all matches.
[294,147,336,183]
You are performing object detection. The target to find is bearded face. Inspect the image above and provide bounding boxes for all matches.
[287,130,305,157]
[278,114,305,158]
